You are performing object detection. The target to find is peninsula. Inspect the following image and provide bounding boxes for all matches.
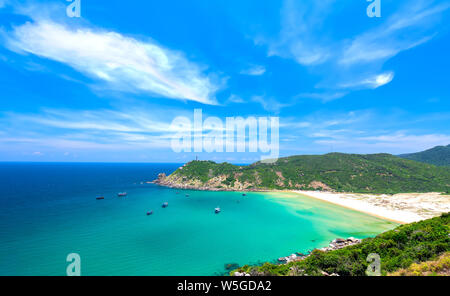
[155,152,450,223]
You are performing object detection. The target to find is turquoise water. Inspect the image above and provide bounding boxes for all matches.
[0,163,397,275]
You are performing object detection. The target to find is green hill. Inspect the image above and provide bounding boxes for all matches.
[399,145,450,166]
[156,153,450,194]
[231,213,450,276]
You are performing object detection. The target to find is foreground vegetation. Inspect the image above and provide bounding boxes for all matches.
[231,213,450,276]
[389,252,450,276]
[161,153,450,194]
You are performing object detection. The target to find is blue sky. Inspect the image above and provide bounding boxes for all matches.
[0,0,449,163]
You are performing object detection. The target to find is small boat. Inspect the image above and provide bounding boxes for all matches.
[185,194,190,197]
[242,193,247,196]
[117,192,127,197]
[96,196,105,200]
[215,207,221,214]
[147,211,153,216]
[162,202,169,208]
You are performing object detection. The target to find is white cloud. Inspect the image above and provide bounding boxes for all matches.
[1,106,267,153]
[265,0,333,66]
[339,72,395,89]
[7,108,186,134]
[338,2,450,65]
[339,35,435,66]
[240,65,266,76]
[279,108,450,154]
[251,95,290,113]
[226,94,245,104]
[295,92,348,102]
[317,133,450,154]
[258,0,449,94]
[359,133,450,145]
[5,20,221,104]
[0,107,190,153]
[372,72,395,88]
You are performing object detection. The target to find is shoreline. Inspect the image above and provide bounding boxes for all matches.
[153,180,450,224]
[291,190,450,224]
[155,184,450,225]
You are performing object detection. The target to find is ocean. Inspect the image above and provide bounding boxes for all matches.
[0,162,397,275]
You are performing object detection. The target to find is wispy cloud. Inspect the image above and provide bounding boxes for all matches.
[1,104,275,153]
[339,2,450,65]
[226,94,245,104]
[339,72,395,89]
[251,95,290,113]
[0,107,182,152]
[359,132,450,144]
[315,132,450,154]
[3,6,222,105]
[266,0,333,66]
[295,91,348,103]
[280,109,450,154]
[19,108,175,133]
[240,65,266,76]
[258,0,449,96]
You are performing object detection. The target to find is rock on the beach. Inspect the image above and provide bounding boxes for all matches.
[233,272,250,276]
[347,237,361,243]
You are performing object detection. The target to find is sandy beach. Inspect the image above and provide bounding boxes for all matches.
[292,191,450,224]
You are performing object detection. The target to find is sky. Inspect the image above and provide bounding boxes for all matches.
[0,0,449,163]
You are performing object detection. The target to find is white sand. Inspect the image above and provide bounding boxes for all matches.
[292,191,450,224]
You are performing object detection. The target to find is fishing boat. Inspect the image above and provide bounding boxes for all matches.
[96,196,105,200]
[215,207,221,214]
[147,211,153,216]
[162,202,169,208]
[117,192,127,197]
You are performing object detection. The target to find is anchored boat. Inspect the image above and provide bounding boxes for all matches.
[162,202,169,208]
[147,211,153,216]
[117,192,127,197]
[96,196,105,200]
[215,207,221,214]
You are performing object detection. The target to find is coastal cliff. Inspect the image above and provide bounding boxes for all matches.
[155,153,450,194]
